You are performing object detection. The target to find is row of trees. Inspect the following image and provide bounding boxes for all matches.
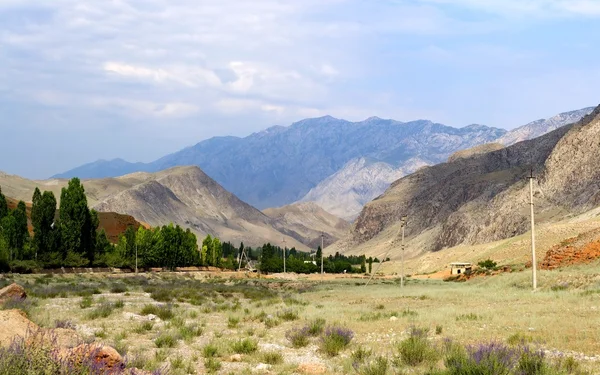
[1,179,204,272]
[2,180,373,274]
[0,180,107,271]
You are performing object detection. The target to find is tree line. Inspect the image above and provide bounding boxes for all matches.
[0,179,201,272]
[1,179,373,274]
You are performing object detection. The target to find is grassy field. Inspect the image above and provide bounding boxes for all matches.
[1,264,600,374]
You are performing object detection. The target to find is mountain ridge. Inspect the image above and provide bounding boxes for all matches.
[329,103,600,259]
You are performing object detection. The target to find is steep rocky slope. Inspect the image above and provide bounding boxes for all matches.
[263,202,350,249]
[333,104,600,258]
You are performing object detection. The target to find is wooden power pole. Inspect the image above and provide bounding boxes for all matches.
[400,216,407,288]
[321,234,324,282]
[529,169,537,291]
[283,238,286,273]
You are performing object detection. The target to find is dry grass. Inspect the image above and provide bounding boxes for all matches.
[2,265,599,374]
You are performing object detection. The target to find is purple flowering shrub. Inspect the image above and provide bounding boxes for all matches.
[320,326,354,356]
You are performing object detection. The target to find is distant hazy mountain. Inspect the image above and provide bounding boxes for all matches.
[54,117,507,209]
[496,107,594,146]
[298,108,593,220]
[299,157,428,221]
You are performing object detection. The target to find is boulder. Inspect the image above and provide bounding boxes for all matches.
[0,309,38,348]
[0,283,27,303]
[59,344,124,370]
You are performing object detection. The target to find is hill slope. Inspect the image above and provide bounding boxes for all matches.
[54,117,507,208]
[331,104,600,259]
[263,202,350,249]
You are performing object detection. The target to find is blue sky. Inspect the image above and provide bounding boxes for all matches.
[1,0,599,178]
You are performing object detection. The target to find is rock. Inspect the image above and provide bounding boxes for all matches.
[0,309,38,348]
[229,354,243,362]
[51,328,83,348]
[389,316,398,322]
[60,344,124,370]
[0,283,27,303]
[254,363,271,372]
[297,363,327,374]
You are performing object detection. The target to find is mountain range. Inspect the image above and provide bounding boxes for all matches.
[329,103,600,260]
[54,108,594,220]
[0,167,349,249]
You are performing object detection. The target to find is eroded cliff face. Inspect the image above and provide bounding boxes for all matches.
[348,104,600,252]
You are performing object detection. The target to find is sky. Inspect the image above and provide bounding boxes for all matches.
[1,0,600,178]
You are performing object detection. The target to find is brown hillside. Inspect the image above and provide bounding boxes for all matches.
[541,228,600,270]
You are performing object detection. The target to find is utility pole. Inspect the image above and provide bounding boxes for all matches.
[283,238,286,273]
[529,169,537,291]
[321,233,324,282]
[400,216,407,288]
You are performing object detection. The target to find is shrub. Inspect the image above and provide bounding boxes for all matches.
[320,326,354,357]
[231,338,258,354]
[87,302,115,319]
[307,318,326,336]
[154,332,178,348]
[507,332,534,346]
[358,356,389,375]
[278,309,299,321]
[262,351,284,365]
[435,325,443,335]
[110,284,128,293]
[203,343,219,358]
[445,342,519,375]
[114,300,125,308]
[179,324,203,342]
[133,321,154,334]
[204,358,221,373]
[351,346,373,364]
[140,304,174,320]
[286,327,311,348]
[478,259,497,270]
[227,316,240,328]
[456,313,480,321]
[79,296,93,309]
[397,328,438,366]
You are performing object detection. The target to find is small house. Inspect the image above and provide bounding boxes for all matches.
[450,262,472,275]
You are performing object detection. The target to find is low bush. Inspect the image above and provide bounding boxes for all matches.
[133,321,154,334]
[277,309,299,321]
[320,326,354,357]
[227,316,240,328]
[154,332,178,348]
[140,304,174,320]
[87,302,116,319]
[358,356,389,375]
[204,358,221,373]
[231,338,258,354]
[286,327,311,348]
[79,296,93,309]
[351,346,373,364]
[397,328,438,366]
[307,318,326,336]
[262,351,284,365]
[203,343,219,358]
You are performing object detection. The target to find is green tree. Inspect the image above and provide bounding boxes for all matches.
[211,237,222,267]
[35,191,58,258]
[13,201,29,253]
[316,246,322,265]
[59,178,89,258]
[361,256,366,273]
[0,214,17,260]
[202,235,213,266]
[95,229,112,257]
[0,187,7,220]
[368,257,373,274]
